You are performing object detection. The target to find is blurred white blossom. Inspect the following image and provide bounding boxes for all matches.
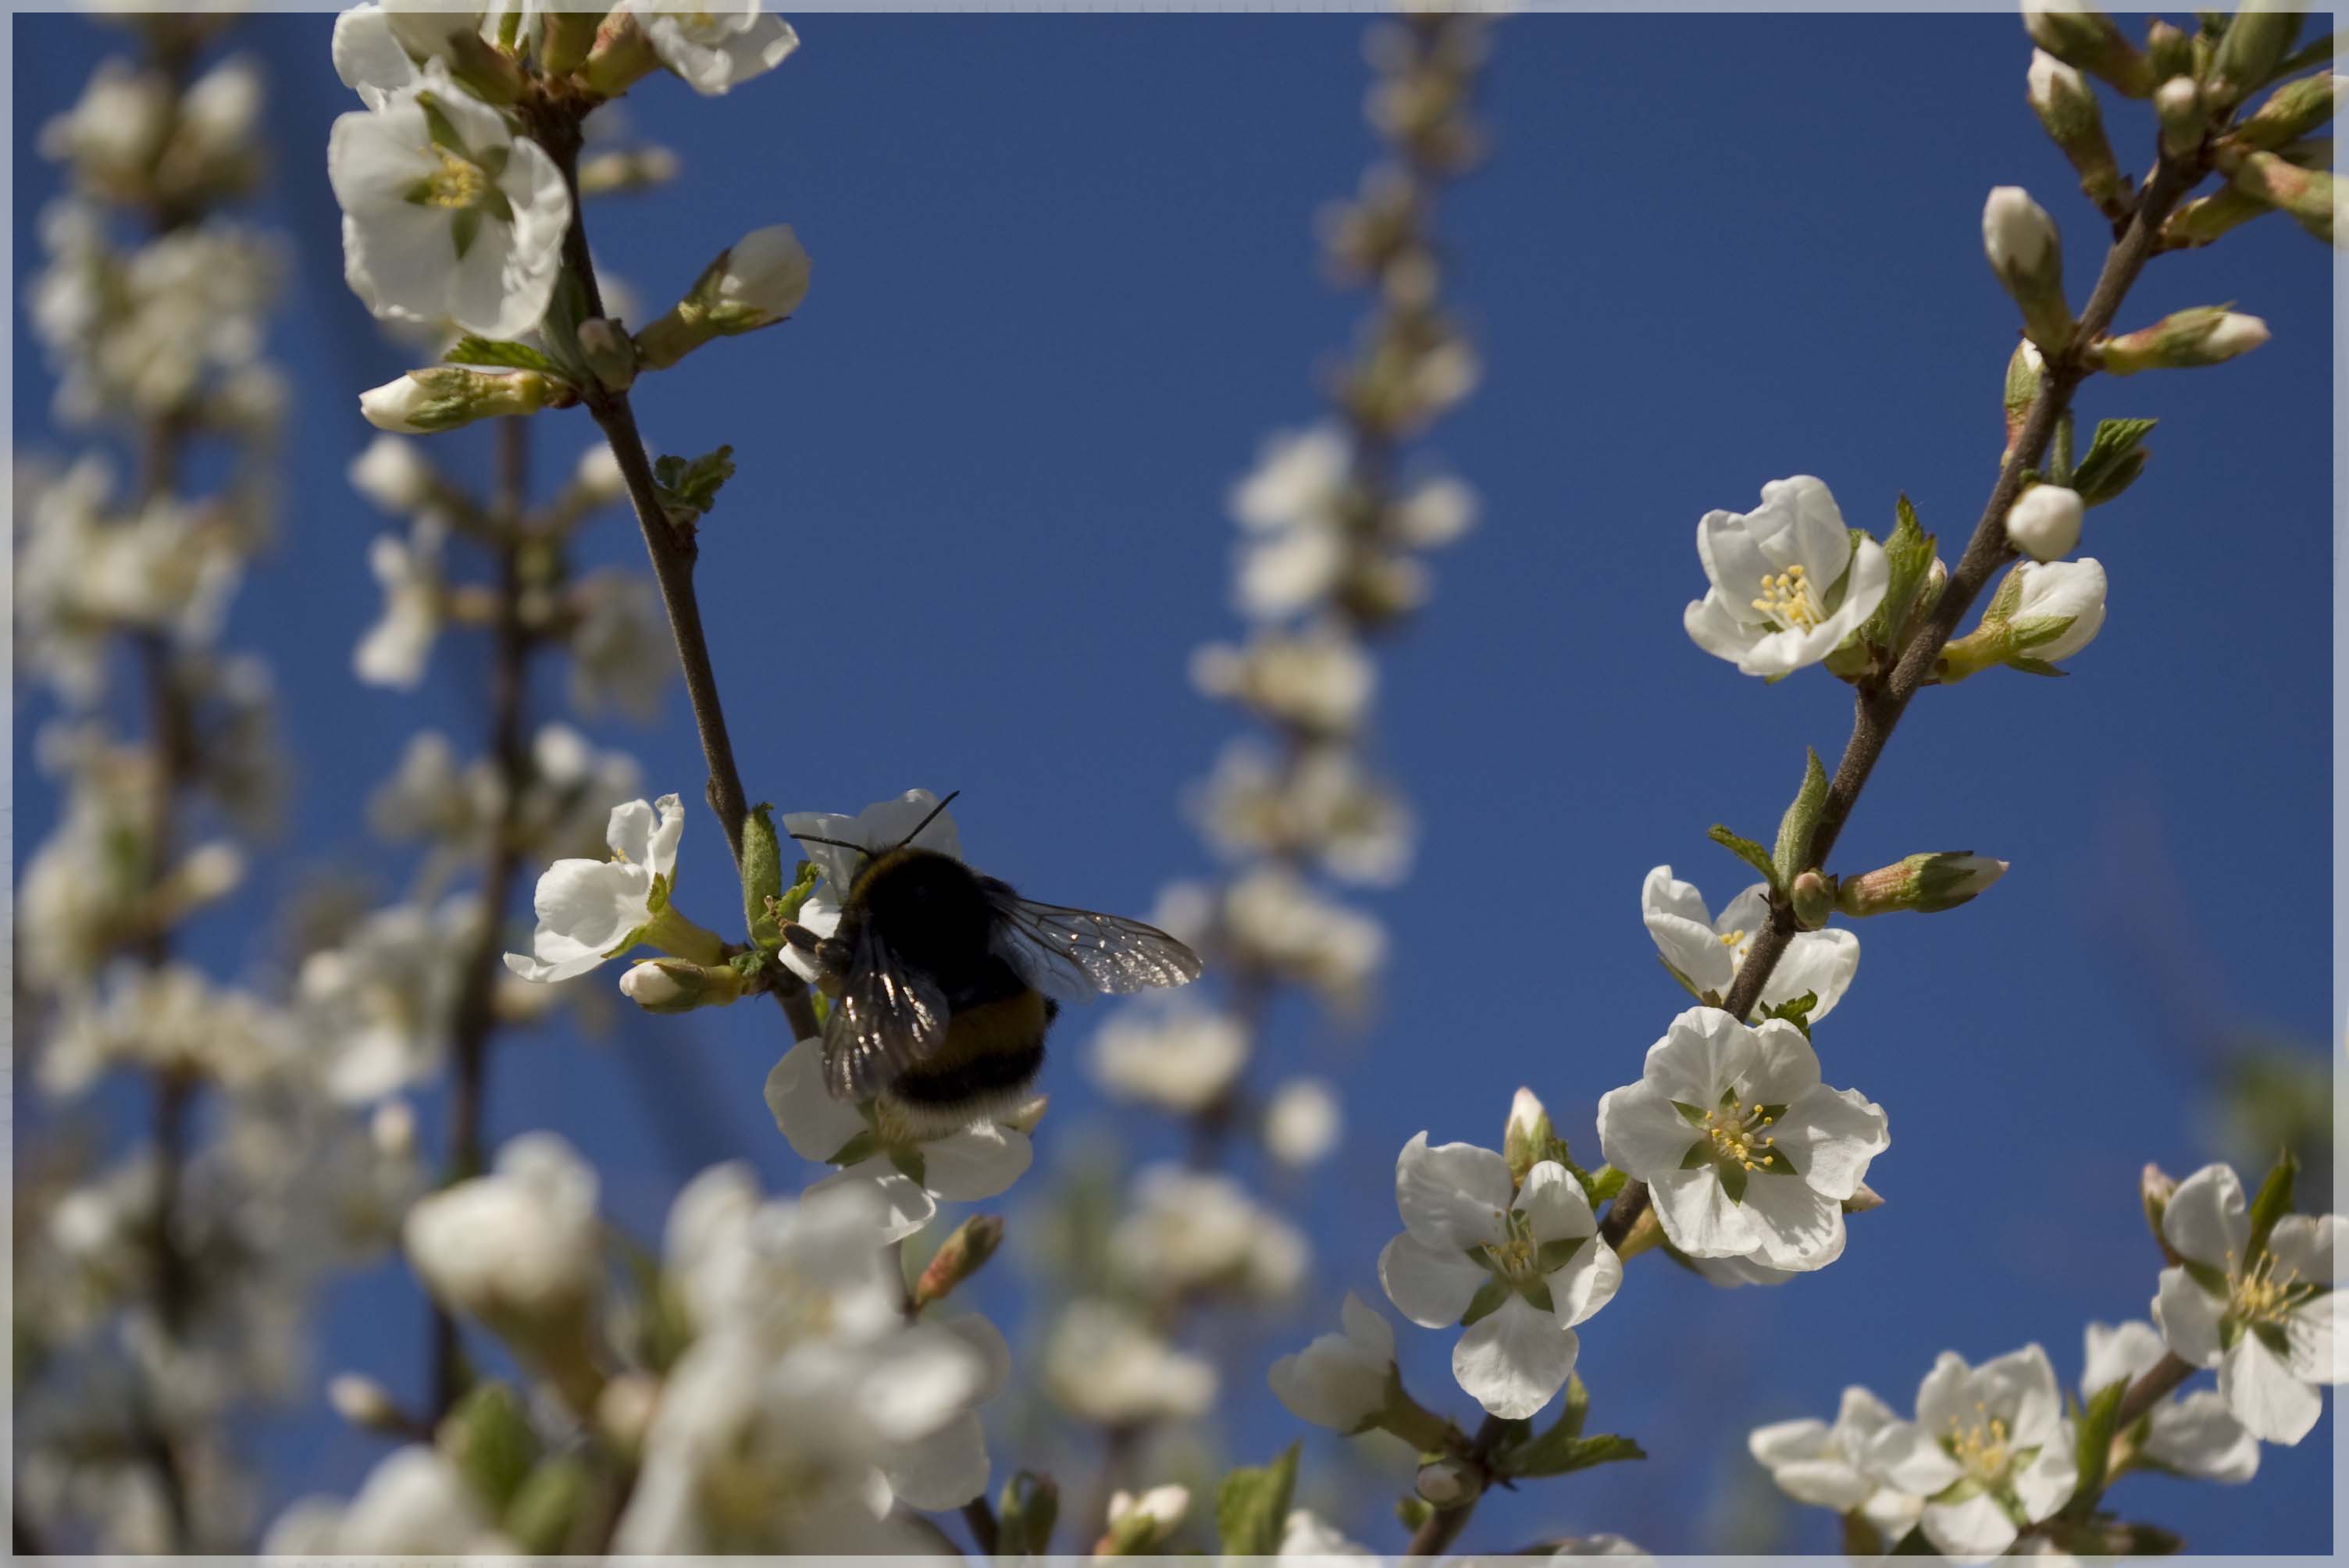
[1044,1300,1216,1425]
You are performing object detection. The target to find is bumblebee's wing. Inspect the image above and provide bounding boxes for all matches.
[822,921,950,1101]
[984,882,1204,1000]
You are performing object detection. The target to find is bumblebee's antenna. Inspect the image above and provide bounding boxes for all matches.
[892,789,961,851]
[788,832,868,853]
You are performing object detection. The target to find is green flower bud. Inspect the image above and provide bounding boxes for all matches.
[2023,2,2154,97]
[1982,187,2073,352]
[2158,186,2273,249]
[2223,145,2337,244]
[2144,19,2194,84]
[2027,50,2126,212]
[635,225,811,370]
[1788,869,1833,930]
[2234,72,2345,151]
[539,6,600,78]
[912,1214,1004,1310]
[1416,1457,1482,1507]
[2002,340,2045,458]
[360,365,555,434]
[2094,306,2270,374]
[2143,1162,2182,1264]
[1833,853,2009,917]
[439,1382,539,1515]
[618,957,746,1014]
[2155,77,2207,157]
[2207,0,2303,112]
[1502,1086,1556,1186]
[741,804,784,948]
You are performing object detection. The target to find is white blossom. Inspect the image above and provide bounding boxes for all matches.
[765,1035,1032,1242]
[1596,1007,1887,1271]
[1108,1165,1309,1303]
[328,67,571,339]
[1748,1385,1924,1541]
[621,0,800,95]
[401,1131,601,1331]
[1269,1291,1396,1433]
[2151,1163,2345,1445]
[567,569,674,720]
[1264,1076,1343,1167]
[263,1446,510,1556]
[1043,1299,1215,1425]
[1866,1345,2077,1563]
[504,793,688,983]
[348,433,440,512]
[1378,1135,1620,1420]
[354,515,447,688]
[1684,476,1889,678]
[1090,1003,1249,1114]
[1279,1509,1372,1556]
[1191,626,1375,736]
[2081,1319,2258,1481]
[1641,865,1859,1021]
[295,898,476,1103]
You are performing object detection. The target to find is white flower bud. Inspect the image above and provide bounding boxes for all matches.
[619,957,745,1014]
[2005,557,2107,661]
[573,443,626,506]
[329,1373,408,1433]
[1103,1484,1190,1552]
[1264,1076,1342,1167]
[360,367,551,435]
[349,434,439,511]
[1415,1457,1481,1506]
[710,223,811,324]
[372,1098,417,1159]
[2005,484,2083,562]
[595,1372,660,1454]
[1982,187,2072,351]
[2096,308,2271,375]
[2155,77,2206,157]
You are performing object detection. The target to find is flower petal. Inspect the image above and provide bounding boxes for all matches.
[2267,1213,2347,1287]
[883,1412,989,1510]
[1922,1488,2018,1564]
[2152,1265,2225,1367]
[1867,1417,1963,1497]
[2162,1163,2249,1270]
[1450,1293,1576,1420]
[919,1124,1032,1203]
[1736,1171,1845,1272]
[2219,1331,2322,1445]
[2144,1388,2258,1482]
[1378,1231,1488,1328]
[1771,1085,1887,1203]
[765,1038,868,1162]
[2081,1319,2165,1397]
[1595,1082,1699,1182]
[1394,1132,1511,1249]
[1761,928,1859,1021]
[1516,1160,1598,1244]
[811,1160,936,1244]
[1647,1167,1756,1259]
[1545,1235,1622,1329]
[2007,1428,2076,1521]
[1340,1289,1395,1363]
[1641,1006,1753,1108]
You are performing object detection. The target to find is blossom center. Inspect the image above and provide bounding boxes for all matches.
[2227,1249,2306,1326]
[1944,1401,2014,1485]
[422,146,489,210]
[1702,1099,1776,1171]
[1477,1207,1542,1285]
[1750,564,1824,632]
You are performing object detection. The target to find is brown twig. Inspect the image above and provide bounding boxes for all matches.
[540,102,821,1040]
[429,414,537,1420]
[1598,151,2201,1255]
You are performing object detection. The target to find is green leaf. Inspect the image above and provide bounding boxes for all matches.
[504,1457,589,1555]
[2071,1377,2130,1501]
[1582,1164,1627,1204]
[651,444,738,524]
[1855,494,1938,657]
[1773,748,1830,887]
[1759,991,1819,1039]
[1559,1371,1589,1440]
[445,335,561,372]
[440,1382,539,1513]
[1502,1426,1645,1481]
[2072,418,2158,506]
[2246,1149,2299,1260]
[1708,825,1781,894]
[1215,1441,1299,1556]
[996,1470,1059,1556]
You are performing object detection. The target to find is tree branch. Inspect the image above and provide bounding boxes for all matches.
[1599,152,2202,1253]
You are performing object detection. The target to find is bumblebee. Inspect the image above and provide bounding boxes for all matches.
[783,792,1202,1129]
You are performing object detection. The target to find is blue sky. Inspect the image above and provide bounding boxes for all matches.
[12,11,2333,1553]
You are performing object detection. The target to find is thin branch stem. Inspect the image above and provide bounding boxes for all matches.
[430,414,536,1420]
[544,108,821,1040]
[1599,152,2201,1255]
[961,1495,1000,1556]
[2108,1349,2194,1438]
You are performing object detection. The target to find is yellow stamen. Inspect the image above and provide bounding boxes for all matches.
[1750,562,1825,632]
[422,145,488,210]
